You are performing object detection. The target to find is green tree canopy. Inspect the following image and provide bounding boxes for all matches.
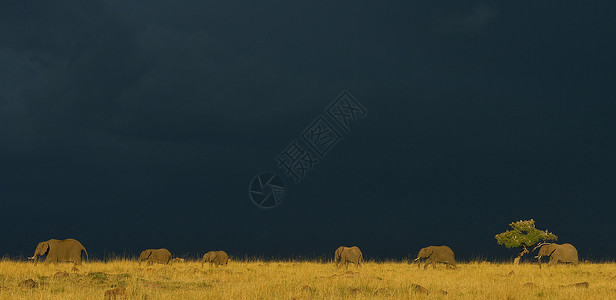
[495,219,557,249]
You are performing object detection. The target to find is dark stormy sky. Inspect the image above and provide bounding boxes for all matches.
[1,1,615,261]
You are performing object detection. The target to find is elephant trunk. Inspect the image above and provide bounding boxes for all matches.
[414,257,420,269]
[536,255,542,268]
[29,255,38,265]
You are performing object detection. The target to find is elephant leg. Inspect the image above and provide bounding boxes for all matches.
[431,259,436,269]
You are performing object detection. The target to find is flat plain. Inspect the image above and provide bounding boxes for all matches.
[1,260,615,299]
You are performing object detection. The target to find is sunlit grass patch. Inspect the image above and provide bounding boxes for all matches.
[0,260,615,299]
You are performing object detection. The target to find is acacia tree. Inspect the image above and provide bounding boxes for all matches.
[495,219,558,264]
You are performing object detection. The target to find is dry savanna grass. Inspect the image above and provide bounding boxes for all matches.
[1,260,616,299]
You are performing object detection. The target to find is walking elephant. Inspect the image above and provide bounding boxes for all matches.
[536,243,578,268]
[201,250,229,267]
[335,246,363,268]
[138,249,172,265]
[414,245,456,269]
[29,238,88,265]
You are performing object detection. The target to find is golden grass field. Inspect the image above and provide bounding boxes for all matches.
[1,259,615,299]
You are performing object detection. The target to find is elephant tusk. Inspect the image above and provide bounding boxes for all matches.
[28,256,35,260]
[413,258,419,261]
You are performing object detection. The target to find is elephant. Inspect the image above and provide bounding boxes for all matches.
[334,246,363,268]
[201,250,229,267]
[414,246,456,269]
[170,258,185,264]
[536,243,579,268]
[138,249,172,265]
[29,238,88,265]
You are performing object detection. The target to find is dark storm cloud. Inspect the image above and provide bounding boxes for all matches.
[1,1,285,150]
[0,1,308,213]
[449,4,498,32]
[1,1,616,260]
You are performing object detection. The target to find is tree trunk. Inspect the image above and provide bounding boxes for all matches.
[513,247,529,265]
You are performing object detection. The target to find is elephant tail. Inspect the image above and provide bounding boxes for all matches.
[82,247,89,262]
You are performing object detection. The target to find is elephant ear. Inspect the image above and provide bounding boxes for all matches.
[547,246,557,256]
[145,250,153,259]
[41,242,50,255]
[425,247,434,258]
[335,247,344,259]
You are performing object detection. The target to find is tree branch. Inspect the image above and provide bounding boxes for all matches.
[531,242,551,253]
